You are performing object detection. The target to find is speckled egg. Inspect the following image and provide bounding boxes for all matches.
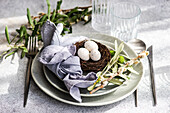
[84,40,98,51]
[90,49,101,61]
[77,48,90,61]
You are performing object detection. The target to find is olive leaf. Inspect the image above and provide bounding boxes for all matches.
[46,0,51,19]
[5,26,10,44]
[1,0,92,59]
[56,0,62,11]
[51,9,56,22]
[5,49,17,59]
[38,14,47,26]
[109,78,123,85]
[27,8,34,29]
[21,50,26,58]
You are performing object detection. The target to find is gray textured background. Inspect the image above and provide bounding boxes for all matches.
[0,0,91,18]
[0,0,170,113]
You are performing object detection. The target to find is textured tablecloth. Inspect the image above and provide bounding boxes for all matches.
[0,0,170,113]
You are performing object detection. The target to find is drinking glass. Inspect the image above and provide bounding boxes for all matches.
[92,0,111,33]
[110,2,141,42]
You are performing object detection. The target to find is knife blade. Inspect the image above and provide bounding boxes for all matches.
[147,45,157,106]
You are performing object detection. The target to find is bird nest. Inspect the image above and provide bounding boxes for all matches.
[75,40,111,73]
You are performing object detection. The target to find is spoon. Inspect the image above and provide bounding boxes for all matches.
[127,39,146,54]
[127,39,146,107]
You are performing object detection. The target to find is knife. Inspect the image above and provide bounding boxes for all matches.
[147,45,157,106]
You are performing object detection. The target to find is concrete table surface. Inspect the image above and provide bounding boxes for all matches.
[0,0,170,113]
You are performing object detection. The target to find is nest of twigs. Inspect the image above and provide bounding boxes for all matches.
[75,40,111,73]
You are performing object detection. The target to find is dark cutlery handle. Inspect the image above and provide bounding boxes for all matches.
[148,57,157,106]
[134,89,138,107]
[23,57,33,107]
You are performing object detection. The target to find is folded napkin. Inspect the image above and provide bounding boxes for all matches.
[38,20,98,102]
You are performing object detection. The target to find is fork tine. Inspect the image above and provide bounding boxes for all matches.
[34,36,37,52]
[33,37,35,52]
[27,37,30,52]
[35,36,38,52]
[32,37,35,52]
[31,36,33,52]
[30,36,32,52]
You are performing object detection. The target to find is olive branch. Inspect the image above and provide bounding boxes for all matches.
[0,0,92,59]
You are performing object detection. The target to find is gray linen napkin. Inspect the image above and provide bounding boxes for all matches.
[38,20,97,102]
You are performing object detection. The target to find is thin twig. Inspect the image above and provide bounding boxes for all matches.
[90,84,104,94]
[32,5,92,19]
[90,51,149,94]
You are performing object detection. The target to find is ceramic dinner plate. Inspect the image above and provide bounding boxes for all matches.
[31,33,144,106]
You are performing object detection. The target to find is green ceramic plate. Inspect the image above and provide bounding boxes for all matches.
[31,33,144,106]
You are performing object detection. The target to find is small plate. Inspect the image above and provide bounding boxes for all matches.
[43,39,122,97]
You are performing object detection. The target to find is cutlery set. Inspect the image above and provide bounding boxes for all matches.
[128,39,157,107]
[23,37,157,107]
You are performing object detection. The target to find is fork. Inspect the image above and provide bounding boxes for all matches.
[23,36,38,107]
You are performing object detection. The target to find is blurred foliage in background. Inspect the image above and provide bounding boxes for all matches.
[1,0,92,59]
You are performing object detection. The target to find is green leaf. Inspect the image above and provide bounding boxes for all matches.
[87,84,95,91]
[23,26,27,36]
[16,25,27,39]
[5,26,10,44]
[109,78,123,85]
[5,49,17,59]
[68,25,72,33]
[0,49,12,59]
[21,50,26,59]
[33,19,37,25]
[118,56,125,64]
[46,0,51,19]
[10,35,18,44]
[67,7,79,16]
[56,13,68,19]
[32,24,39,37]
[56,0,62,11]
[19,26,25,37]
[16,29,20,34]
[15,37,23,45]
[119,74,128,80]
[38,34,42,41]
[112,64,118,73]
[27,8,34,29]
[38,14,47,26]
[82,8,88,15]
[20,46,28,53]
[110,50,115,57]
[24,35,29,47]
[87,10,92,15]
[70,15,78,23]
[63,27,69,31]
[127,67,139,75]
[61,27,71,36]
[119,54,130,60]
[111,42,124,64]
[51,9,56,22]
[117,42,124,54]
[83,17,91,25]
